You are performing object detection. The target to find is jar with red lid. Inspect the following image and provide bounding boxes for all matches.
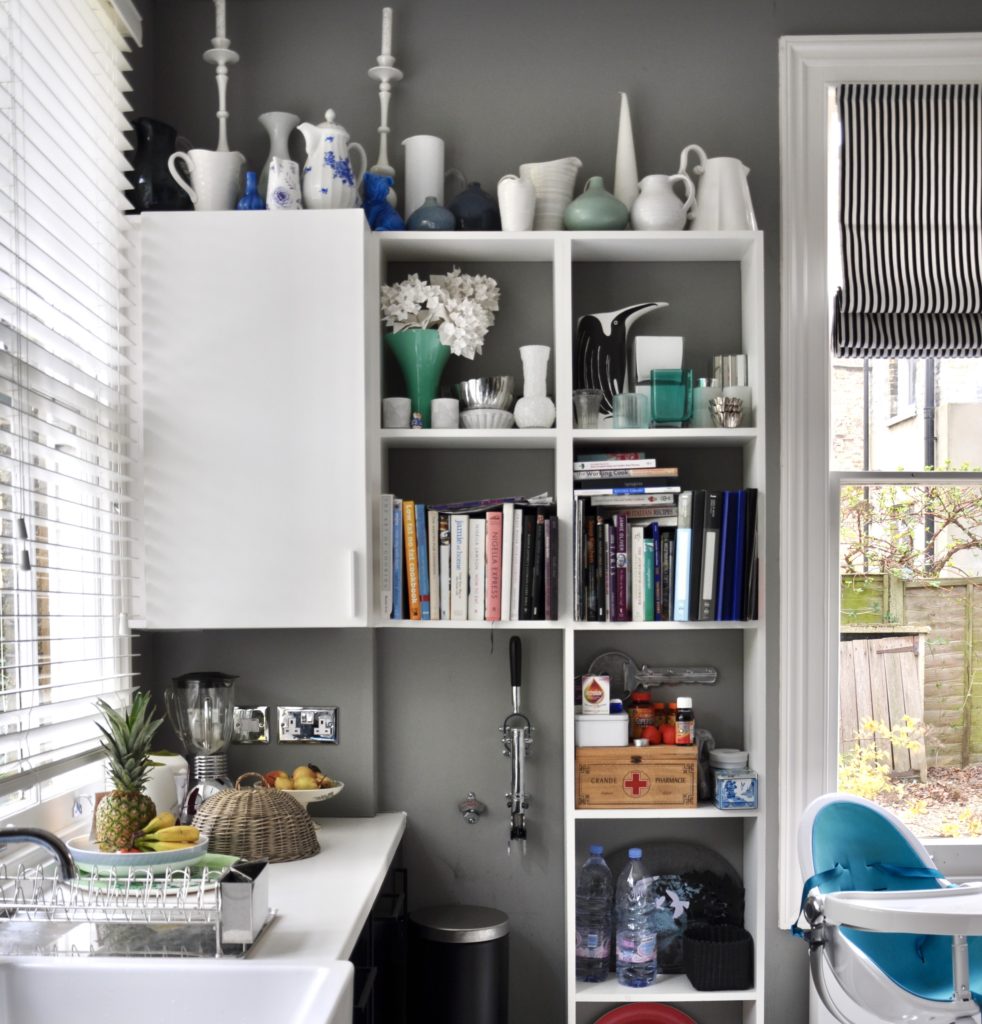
[627,688,655,740]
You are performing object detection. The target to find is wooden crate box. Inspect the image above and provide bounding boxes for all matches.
[575,745,698,809]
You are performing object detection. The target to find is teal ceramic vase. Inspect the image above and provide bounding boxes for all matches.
[563,175,629,230]
[385,328,451,427]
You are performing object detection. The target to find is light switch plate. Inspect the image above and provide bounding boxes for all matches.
[232,706,269,744]
[278,706,339,744]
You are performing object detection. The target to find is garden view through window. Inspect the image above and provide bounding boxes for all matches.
[833,357,982,836]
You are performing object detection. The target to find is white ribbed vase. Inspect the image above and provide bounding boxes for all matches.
[514,345,556,428]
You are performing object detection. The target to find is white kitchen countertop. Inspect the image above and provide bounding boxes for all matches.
[253,811,407,962]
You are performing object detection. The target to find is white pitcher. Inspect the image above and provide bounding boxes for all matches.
[678,144,757,231]
[497,173,536,231]
[297,109,367,210]
[630,173,695,231]
[402,135,445,219]
[518,156,582,230]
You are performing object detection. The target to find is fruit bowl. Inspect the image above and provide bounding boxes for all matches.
[67,834,210,875]
[280,781,344,809]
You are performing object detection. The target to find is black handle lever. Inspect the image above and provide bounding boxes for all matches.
[510,636,522,690]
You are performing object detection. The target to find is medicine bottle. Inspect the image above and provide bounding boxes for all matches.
[675,696,695,745]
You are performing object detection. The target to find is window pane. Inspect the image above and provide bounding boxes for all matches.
[838,482,982,837]
[832,357,982,472]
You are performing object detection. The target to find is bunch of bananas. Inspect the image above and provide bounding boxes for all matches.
[133,812,201,852]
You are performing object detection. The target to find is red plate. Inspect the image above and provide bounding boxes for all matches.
[594,1006,698,1024]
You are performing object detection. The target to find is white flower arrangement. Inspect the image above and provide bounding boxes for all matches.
[381,267,500,360]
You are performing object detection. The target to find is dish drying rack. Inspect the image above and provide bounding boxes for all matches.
[0,859,274,959]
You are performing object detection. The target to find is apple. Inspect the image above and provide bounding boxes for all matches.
[263,770,288,788]
[294,776,319,790]
[273,775,295,790]
[292,765,315,781]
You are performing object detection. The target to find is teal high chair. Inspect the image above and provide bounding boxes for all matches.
[796,793,982,1024]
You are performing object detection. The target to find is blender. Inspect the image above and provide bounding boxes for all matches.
[165,671,237,820]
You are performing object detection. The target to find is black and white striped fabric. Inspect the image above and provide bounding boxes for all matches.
[833,83,982,359]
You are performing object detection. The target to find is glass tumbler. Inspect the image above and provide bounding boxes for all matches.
[572,388,602,428]
[650,369,694,426]
[612,392,650,429]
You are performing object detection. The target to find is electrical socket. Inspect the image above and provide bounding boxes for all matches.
[232,705,269,744]
[278,706,339,744]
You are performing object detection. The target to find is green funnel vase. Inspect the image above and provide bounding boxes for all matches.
[385,328,451,428]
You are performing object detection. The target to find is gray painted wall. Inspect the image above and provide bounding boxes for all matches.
[131,2,982,1021]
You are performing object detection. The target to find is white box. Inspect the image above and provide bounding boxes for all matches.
[574,713,629,747]
[580,674,610,715]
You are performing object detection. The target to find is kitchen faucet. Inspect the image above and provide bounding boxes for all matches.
[0,826,75,879]
[501,636,533,855]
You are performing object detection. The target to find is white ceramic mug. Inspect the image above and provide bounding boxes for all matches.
[430,398,460,429]
[382,396,411,428]
[497,174,536,232]
[168,148,246,211]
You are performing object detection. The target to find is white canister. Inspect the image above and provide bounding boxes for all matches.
[574,713,629,747]
[402,135,445,220]
[497,173,536,232]
[382,396,411,428]
[144,751,189,816]
[430,397,460,429]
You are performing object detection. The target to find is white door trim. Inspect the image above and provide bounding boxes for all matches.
[777,32,982,928]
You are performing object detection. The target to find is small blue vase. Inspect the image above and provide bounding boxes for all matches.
[448,182,501,230]
[237,171,266,210]
[406,196,456,231]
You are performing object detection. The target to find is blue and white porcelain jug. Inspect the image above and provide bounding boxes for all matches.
[297,109,367,210]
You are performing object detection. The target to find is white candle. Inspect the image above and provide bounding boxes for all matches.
[215,0,226,40]
[381,7,392,58]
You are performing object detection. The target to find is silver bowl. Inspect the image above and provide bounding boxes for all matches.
[453,376,514,411]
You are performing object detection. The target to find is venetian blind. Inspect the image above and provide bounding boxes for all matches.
[833,82,982,359]
[0,0,137,802]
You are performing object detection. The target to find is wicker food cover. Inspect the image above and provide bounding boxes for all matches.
[192,772,319,862]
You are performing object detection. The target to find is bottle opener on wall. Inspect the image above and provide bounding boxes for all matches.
[502,636,534,855]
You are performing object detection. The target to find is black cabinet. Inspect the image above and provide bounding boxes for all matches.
[352,864,407,1024]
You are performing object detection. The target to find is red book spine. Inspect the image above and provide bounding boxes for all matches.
[485,510,503,621]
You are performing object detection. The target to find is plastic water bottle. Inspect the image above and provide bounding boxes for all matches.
[575,844,613,982]
[615,847,657,987]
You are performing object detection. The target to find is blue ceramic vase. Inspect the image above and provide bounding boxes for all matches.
[406,196,456,231]
[236,171,266,210]
[448,182,501,231]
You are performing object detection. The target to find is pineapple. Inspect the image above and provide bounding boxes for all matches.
[94,691,163,851]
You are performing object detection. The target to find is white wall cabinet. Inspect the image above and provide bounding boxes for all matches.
[137,210,374,628]
[371,230,767,1022]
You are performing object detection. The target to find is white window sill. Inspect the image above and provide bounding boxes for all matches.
[887,406,917,426]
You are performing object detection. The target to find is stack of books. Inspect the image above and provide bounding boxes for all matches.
[572,454,757,622]
[380,494,558,621]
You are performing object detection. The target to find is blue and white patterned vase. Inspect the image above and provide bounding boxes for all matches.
[297,109,367,210]
[266,157,302,211]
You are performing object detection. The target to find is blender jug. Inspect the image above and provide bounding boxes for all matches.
[165,671,237,819]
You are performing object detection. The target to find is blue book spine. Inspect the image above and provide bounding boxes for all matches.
[715,491,735,621]
[729,490,748,620]
[392,499,404,619]
[415,503,430,620]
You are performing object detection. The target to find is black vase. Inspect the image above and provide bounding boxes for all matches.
[447,182,501,231]
[128,116,192,213]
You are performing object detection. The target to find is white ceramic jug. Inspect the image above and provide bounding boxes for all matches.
[678,144,757,231]
[402,135,445,219]
[518,156,582,230]
[631,173,695,231]
[167,148,245,211]
[297,109,367,210]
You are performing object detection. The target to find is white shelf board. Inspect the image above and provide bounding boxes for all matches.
[574,804,760,820]
[570,230,760,262]
[380,428,556,449]
[374,618,560,629]
[573,427,757,446]
[379,231,556,262]
[576,974,757,1002]
[571,620,758,631]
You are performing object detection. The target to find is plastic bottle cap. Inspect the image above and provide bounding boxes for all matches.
[590,844,604,855]
[632,692,652,704]
[628,848,642,859]
[677,696,693,709]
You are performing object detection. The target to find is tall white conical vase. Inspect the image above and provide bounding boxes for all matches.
[613,92,640,211]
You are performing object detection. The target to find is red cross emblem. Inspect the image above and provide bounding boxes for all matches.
[623,770,650,798]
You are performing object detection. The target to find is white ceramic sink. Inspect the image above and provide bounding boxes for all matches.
[0,957,354,1024]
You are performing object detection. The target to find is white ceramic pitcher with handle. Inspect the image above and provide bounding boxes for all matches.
[297,109,367,209]
[678,144,757,231]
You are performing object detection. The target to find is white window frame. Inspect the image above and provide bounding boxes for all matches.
[778,33,982,926]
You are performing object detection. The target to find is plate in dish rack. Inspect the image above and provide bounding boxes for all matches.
[68,835,209,875]
[594,1007,698,1024]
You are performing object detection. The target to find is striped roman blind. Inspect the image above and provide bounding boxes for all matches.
[833,82,982,359]
[0,0,138,805]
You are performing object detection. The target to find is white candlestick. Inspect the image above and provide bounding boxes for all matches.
[215,0,226,40]
[381,8,392,58]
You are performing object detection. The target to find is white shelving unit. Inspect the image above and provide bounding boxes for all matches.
[370,229,766,1024]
